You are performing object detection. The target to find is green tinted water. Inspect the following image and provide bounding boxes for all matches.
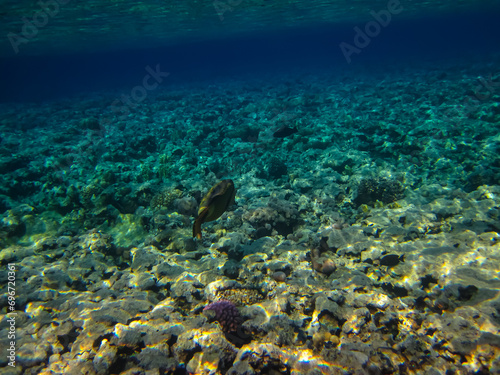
[0,0,487,57]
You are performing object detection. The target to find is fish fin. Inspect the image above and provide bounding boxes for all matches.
[193,218,202,239]
[193,208,209,239]
[227,188,236,210]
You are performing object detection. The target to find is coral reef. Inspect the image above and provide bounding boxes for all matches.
[203,300,243,333]
[354,177,405,206]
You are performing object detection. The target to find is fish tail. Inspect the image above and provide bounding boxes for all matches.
[193,219,202,239]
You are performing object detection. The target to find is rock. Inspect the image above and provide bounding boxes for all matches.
[93,339,117,375]
[173,330,207,364]
[0,246,34,264]
[90,306,131,325]
[342,308,370,335]
[222,259,241,279]
[136,345,176,371]
[170,273,205,303]
[56,236,72,247]
[272,271,287,282]
[370,293,391,310]
[42,265,72,289]
[227,359,256,375]
[152,261,184,279]
[0,211,26,238]
[131,246,167,271]
[81,230,115,254]
[113,323,144,347]
[129,271,157,290]
[173,236,197,252]
[173,196,197,216]
[17,342,49,367]
[186,351,221,375]
[360,246,383,262]
[291,178,313,193]
[314,294,343,318]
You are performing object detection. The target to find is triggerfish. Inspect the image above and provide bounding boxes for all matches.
[193,179,236,239]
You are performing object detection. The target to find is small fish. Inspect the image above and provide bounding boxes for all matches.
[379,254,404,267]
[273,125,298,138]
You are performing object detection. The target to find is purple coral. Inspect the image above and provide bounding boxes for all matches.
[203,300,242,332]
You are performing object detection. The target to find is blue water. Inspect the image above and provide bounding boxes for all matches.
[1,7,499,102]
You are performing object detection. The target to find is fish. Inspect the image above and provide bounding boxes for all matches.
[193,179,236,239]
[379,254,405,267]
[273,125,298,138]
